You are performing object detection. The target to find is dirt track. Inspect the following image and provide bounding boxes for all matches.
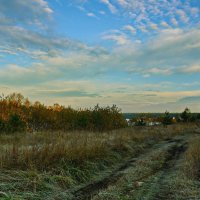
[70,136,190,200]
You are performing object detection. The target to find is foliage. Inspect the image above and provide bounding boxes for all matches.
[162,111,173,125]
[0,93,127,133]
[180,107,191,122]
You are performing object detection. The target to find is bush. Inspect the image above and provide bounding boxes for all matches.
[7,113,26,133]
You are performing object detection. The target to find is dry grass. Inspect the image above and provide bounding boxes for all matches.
[0,123,199,200]
[183,136,200,179]
[0,123,197,171]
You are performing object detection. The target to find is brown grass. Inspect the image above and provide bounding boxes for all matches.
[183,136,200,179]
[0,123,198,171]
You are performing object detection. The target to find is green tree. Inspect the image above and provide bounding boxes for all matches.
[0,118,5,133]
[7,113,26,133]
[180,107,191,122]
[163,111,172,125]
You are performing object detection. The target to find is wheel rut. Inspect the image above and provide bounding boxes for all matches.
[134,139,188,200]
[152,142,188,200]
[69,138,186,200]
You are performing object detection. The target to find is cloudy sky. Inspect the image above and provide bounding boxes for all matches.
[0,0,200,112]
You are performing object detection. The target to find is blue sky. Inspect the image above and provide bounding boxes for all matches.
[0,0,200,112]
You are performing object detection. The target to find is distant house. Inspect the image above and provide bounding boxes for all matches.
[146,121,162,126]
[126,119,135,126]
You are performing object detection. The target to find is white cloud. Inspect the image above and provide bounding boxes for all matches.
[0,25,99,59]
[138,25,148,33]
[181,65,200,73]
[102,33,130,45]
[176,9,189,23]
[100,0,117,13]
[150,23,158,30]
[117,0,128,7]
[87,12,97,18]
[123,25,136,35]
[171,18,178,26]
[161,21,169,27]
[0,0,53,27]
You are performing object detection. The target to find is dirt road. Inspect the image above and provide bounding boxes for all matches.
[70,134,200,200]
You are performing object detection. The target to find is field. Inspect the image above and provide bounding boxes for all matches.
[0,123,200,200]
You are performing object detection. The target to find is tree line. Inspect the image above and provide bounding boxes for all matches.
[0,93,127,133]
[130,108,200,126]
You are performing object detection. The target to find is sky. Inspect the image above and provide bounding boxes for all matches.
[0,0,200,112]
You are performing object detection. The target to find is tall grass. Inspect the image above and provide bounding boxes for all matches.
[183,137,200,179]
[0,123,197,172]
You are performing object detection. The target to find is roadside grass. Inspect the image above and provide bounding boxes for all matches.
[0,123,198,199]
[183,137,200,179]
[156,135,200,200]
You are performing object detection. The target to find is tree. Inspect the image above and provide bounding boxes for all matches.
[180,107,191,122]
[0,118,5,133]
[162,111,172,125]
[7,113,26,133]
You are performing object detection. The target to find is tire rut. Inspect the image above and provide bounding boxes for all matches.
[70,157,138,200]
[153,142,188,200]
[69,138,184,200]
[136,140,188,200]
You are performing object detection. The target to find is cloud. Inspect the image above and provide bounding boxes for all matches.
[102,34,130,45]
[87,12,98,19]
[100,0,117,13]
[178,96,200,103]
[150,23,158,30]
[102,30,130,45]
[0,0,53,27]
[176,9,189,23]
[123,25,136,35]
[1,27,199,88]
[161,21,169,28]
[35,90,100,98]
[99,0,198,34]
[0,25,107,60]
[107,28,200,76]
[181,65,200,73]
[171,18,178,26]
[117,0,128,7]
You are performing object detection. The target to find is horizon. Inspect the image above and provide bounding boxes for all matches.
[0,0,200,112]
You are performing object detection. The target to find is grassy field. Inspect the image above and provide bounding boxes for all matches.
[0,123,200,199]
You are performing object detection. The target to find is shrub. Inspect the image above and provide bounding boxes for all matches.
[7,113,26,133]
